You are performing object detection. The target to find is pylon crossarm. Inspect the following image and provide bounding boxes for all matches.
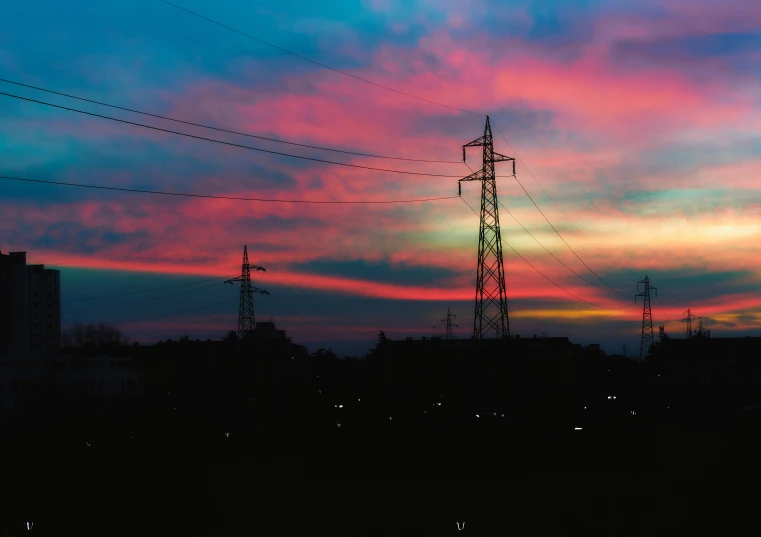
[464,137,487,148]
[460,169,486,182]
[492,153,514,163]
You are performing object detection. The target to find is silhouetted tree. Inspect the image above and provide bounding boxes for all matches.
[61,321,131,348]
[223,330,238,342]
[313,348,338,359]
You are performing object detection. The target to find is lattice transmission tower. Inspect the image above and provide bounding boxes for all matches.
[225,245,269,340]
[459,116,516,339]
[682,308,696,339]
[440,307,458,340]
[635,275,657,359]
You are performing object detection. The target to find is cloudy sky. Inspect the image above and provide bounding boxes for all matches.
[2,0,760,356]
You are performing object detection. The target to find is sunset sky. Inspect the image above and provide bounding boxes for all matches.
[2,0,760,356]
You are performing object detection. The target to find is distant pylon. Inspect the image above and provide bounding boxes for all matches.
[681,308,695,339]
[225,245,269,340]
[440,307,458,340]
[459,116,516,339]
[635,275,657,359]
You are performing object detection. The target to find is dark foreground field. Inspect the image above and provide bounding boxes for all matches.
[2,409,760,536]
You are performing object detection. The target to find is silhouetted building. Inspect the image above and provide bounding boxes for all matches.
[0,251,60,356]
[254,322,287,340]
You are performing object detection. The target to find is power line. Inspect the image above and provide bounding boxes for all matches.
[654,295,675,327]
[463,161,630,305]
[158,0,484,117]
[62,280,232,315]
[0,174,460,204]
[0,77,460,164]
[156,4,630,297]
[498,198,634,304]
[459,197,616,310]
[112,298,234,325]
[61,275,234,303]
[127,246,241,261]
[492,123,632,278]
[0,91,481,178]
[493,150,632,300]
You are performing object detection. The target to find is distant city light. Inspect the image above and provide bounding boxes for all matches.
[584,407,587,409]
[225,432,230,437]
[424,411,428,414]
[574,427,582,430]
[613,396,617,400]
[338,405,343,408]
[476,414,480,418]
[337,423,341,428]
[608,396,611,400]
[389,416,393,420]
[501,414,504,417]
[437,402,442,406]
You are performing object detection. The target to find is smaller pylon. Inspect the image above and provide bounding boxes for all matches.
[635,275,657,359]
[681,308,696,339]
[225,245,269,340]
[440,307,458,340]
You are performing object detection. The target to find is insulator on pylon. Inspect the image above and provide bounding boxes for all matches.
[463,148,466,162]
[458,182,461,196]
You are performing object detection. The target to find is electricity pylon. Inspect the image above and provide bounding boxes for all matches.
[681,308,695,339]
[459,116,515,339]
[225,245,268,340]
[440,307,458,340]
[635,275,657,359]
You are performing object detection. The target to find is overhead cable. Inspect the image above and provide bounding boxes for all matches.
[112,298,234,325]
[0,174,459,204]
[61,275,234,303]
[459,197,616,310]
[0,91,480,178]
[494,152,632,299]
[498,198,634,305]
[62,279,233,315]
[492,122,633,280]
[158,0,485,117]
[0,77,460,164]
